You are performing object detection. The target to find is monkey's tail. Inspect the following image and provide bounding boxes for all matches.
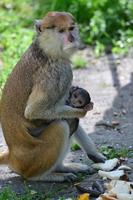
[0,150,9,165]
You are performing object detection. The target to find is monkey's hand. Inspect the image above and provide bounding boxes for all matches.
[83,102,94,111]
[56,105,88,119]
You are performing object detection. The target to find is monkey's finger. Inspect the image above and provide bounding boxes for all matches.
[64,173,77,182]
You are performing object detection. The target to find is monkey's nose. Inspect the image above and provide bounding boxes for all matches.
[68,33,74,43]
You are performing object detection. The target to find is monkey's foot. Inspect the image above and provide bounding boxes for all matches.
[88,152,107,163]
[28,172,77,182]
[56,163,93,174]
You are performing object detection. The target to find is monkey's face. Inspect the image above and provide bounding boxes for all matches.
[35,12,80,58]
[70,90,87,108]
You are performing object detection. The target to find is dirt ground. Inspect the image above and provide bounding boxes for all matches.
[0,49,133,199]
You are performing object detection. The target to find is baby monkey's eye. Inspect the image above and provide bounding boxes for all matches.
[59,29,65,33]
[74,94,77,98]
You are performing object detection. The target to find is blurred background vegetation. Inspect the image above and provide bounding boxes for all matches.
[0,0,133,88]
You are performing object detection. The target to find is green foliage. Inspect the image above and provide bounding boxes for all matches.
[100,145,133,159]
[0,185,71,200]
[0,0,34,88]
[34,0,133,55]
[72,54,87,69]
[0,186,37,200]
[0,0,133,87]
[71,143,81,151]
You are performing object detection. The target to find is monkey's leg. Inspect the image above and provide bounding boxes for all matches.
[65,118,79,136]
[55,163,94,174]
[25,120,77,182]
[74,125,106,163]
[28,172,77,182]
[55,119,94,174]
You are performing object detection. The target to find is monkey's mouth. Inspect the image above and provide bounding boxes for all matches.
[63,41,79,51]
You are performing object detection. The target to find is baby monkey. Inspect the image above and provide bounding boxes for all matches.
[66,86,93,110]
[28,86,93,137]
[66,86,93,135]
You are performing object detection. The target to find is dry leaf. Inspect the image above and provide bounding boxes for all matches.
[101,194,117,200]
[96,193,117,200]
[77,193,90,200]
[75,183,101,197]
[120,173,129,181]
[92,180,105,194]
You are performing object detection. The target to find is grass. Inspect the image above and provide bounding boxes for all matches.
[71,143,133,159]
[0,184,74,200]
[99,145,133,159]
[0,186,39,200]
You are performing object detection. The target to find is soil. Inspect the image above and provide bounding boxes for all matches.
[0,49,133,199]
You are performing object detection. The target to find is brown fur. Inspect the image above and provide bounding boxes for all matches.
[41,12,74,30]
[0,12,86,179]
[0,12,105,181]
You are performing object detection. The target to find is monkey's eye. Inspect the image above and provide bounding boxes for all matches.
[74,94,77,98]
[69,26,74,31]
[46,26,55,29]
[59,29,65,33]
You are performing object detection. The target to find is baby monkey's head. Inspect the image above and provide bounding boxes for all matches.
[68,86,91,108]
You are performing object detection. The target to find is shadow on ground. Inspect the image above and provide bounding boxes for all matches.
[90,53,133,147]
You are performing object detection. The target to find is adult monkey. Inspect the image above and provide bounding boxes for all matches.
[0,12,105,182]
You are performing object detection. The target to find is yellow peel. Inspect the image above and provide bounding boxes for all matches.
[77,193,90,200]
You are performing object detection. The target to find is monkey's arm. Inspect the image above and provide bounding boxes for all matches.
[74,125,106,163]
[24,86,86,120]
[25,104,86,120]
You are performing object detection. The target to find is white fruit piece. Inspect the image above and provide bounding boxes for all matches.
[92,158,119,171]
[97,180,133,200]
[98,170,125,180]
[107,180,133,195]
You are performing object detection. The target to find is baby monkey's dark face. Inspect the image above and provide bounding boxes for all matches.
[70,88,91,108]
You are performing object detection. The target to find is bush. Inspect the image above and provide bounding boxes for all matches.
[71,53,87,69]
[0,0,133,87]
[35,0,133,54]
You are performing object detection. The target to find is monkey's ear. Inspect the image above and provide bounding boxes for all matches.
[35,20,43,34]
